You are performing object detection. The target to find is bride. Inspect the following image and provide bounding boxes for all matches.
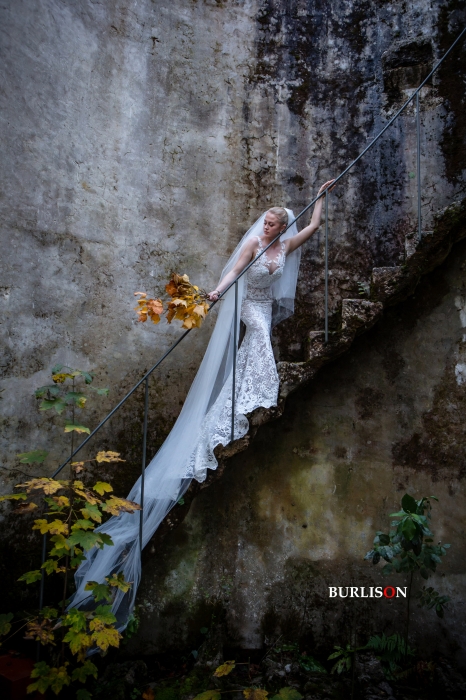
[70,181,335,629]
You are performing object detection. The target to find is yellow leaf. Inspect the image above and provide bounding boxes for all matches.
[102,497,141,516]
[214,660,236,677]
[53,495,70,507]
[52,373,73,384]
[64,423,90,435]
[93,481,113,496]
[14,502,38,514]
[243,690,268,700]
[134,292,148,298]
[90,621,121,651]
[17,478,65,495]
[33,519,68,535]
[192,692,221,700]
[32,519,51,534]
[142,689,155,700]
[193,304,207,318]
[24,619,56,645]
[95,451,125,464]
[74,489,101,505]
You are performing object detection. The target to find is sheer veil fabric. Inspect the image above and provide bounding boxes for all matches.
[69,210,300,631]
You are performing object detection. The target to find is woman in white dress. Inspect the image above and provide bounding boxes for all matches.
[70,181,334,630]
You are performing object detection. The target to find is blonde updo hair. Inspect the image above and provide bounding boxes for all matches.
[267,207,288,228]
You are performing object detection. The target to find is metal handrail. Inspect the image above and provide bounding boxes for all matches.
[36,27,466,624]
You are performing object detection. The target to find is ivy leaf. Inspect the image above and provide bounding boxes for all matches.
[213,660,236,677]
[0,612,14,636]
[92,481,113,496]
[64,422,91,435]
[90,619,120,651]
[18,569,42,584]
[16,449,49,464]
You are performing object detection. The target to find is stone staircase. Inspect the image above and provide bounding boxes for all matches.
[147,196,466,551]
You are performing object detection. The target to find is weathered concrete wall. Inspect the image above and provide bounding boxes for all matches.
[134,237,466,665]
[1,0,464,486]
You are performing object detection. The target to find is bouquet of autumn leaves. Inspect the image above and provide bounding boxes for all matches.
[134,272,210,330]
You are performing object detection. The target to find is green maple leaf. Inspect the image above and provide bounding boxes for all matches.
[71,660,98,683]
[80,503,102,523]
[18,570,42,584]
[85,581,112,602]
[63,628,91,655]
[94,604,117,625]
[71,519,94,531]
[16,450,49,464]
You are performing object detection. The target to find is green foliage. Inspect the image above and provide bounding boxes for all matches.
[0,612,13,637]
[364,494,450,609]
[298,654,327,673]
[365,634,414,678]
[417,586,450,618]
[270,688,303,700]
[0,366,138,698]
[17,449,49,463]
[328,644,360,675]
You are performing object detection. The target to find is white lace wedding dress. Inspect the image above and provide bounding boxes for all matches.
[186,237,286,482]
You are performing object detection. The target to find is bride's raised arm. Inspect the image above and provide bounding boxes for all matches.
[207,238,256,301]
[285,180,336,255]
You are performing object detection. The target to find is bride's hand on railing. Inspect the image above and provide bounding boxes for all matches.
[318,179,337,195]
[207,290,221,301]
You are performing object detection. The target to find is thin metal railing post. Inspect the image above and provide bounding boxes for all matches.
[36,533,48,660]
[139,377,149,555]
[416,91,422,239]
[324,190,329,343]
[231,281,238,443]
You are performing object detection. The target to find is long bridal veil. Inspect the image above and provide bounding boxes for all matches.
[69,209,301,631]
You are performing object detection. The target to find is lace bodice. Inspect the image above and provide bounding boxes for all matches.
[246,237,286,301]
